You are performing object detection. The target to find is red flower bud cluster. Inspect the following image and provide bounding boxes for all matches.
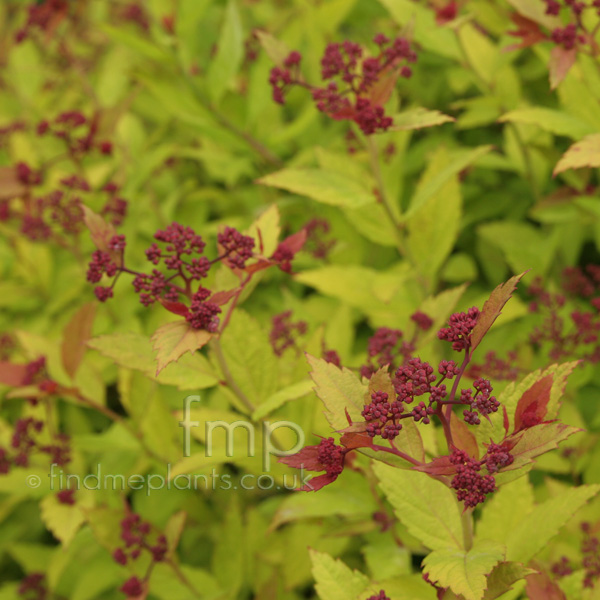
[269,51,302,104]
[56,488,76,505]
[527,268,600,364]
[316,437,346,477]
[551,522,600,588]
[362,391,405,439]
[545,0,600,17]
[510,0,599,55]
[449,449,497,508]
[86,214,306,335]
[37,111,112,159]
[360,326,416,379]
[356,306,503,441]
[87,219,305,333]
[17,572,47,600]
[446,443,515,508]
[459,377,499,425]
[120,2,150,31]
[395,357,437,400]
[467,350,520,382]
[551,22,584,49]
[1,165,127,244]
[113,513,168,569]
[269,34,417,135]
[269,310,307,356]
[551,556,573,578]
[86,235,125,302]
[186,288,221,332]
[437,306,480,351]
[217,226,255,269]
[484,441,515,473]
[304,218,335,259]
[411,310,433,331]
[120,576,144,598]
[322,348,342,367]
[367,591,390,600]
[581,521,600,588]
[279,436,348,491]
[23,356,48,386]
[435,1,458,24]
[15,0,68,43]
[0,415,71,475]
[359,354,494,441]
[100,183,128,226]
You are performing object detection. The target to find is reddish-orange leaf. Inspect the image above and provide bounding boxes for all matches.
[450,412,479,459]
[61,303,96,379]
[243,259,272,275]
[330,106,358,121]
[0,166,26,200]
[0,361,27,386]
[505,13,547,51]
[514,374,554,433]
[209,289,239,306]
[366,64,400,107]
[415,455,455,476]
[158,299,190,317]
[278,229,307,255]
[525,570,566,600]
[470,271,528,352]
[340,430,373,449]
[549,46,577,90]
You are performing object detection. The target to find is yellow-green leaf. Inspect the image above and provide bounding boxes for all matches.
[252,380,314,421]
[477,477,534,545]
[423,540,506,600]
[404,146,491,218]
[374,462,464,550]
[88,332,218,389]
[407,147,463,282]
[505,484,600,563]
[306,354,366,430]
[254,30,290,65]
[257,168,374,208]
[310,549,370,600]
[207,0,243,103]
[392,107,455,131]
[40,494,85,547]
[219,309,278,410]
[499,108,593,139]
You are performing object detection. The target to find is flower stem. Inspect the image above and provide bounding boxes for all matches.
[444,349,471,425]
[371,443,423,467]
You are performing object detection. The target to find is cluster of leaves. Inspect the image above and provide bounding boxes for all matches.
[0,1,600,600]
